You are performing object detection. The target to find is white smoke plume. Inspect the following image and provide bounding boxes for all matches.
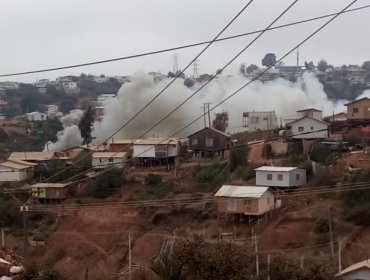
[46,109,84,152]
[48,70,356,149]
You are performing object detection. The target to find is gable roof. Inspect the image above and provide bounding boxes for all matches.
[296,108,322,112]
[335,259,370,277]
[286,115,330,126]
[0,161,34,170]
[344,97,370,106]
[9,152,55,161]
[215,185,269,198]
[31,183,69,189]
[133,138,180,145]
[188,127,231,138]
[255,166,297,172]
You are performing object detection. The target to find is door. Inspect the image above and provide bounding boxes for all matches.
[227,198,237,211]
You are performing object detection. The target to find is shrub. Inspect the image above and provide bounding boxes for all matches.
[242,166,255,180]
[314,217,330,233]
[89,168,122,199]
[145,174,162,185]
[229,146,249,171]
[195,162,226,185]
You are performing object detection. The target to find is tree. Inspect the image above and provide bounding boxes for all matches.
[317,59,328,72]
[184,78,194,88]
[362,61,370,71]
[246,64,259,74]
[212,111,228,132]
[239,63,246,74]
[89,168,122,198]
[230,145,249,171]
[262,53,276,67]
[78,106,95,145]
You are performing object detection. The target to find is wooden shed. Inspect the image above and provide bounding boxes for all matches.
[31,183,69,200]
[214,185,275,216]
[188,127,231,157]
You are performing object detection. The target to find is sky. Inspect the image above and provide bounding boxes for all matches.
[0,0,369,83]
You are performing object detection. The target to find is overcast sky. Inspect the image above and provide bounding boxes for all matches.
[0,0,369,83]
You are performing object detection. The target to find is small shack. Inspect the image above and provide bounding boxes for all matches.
[0,160,35,182]
[31,183,69,201]
[188,127,231,157]
[255,166,306,188]
[214,185,275,216]
[92,152,127,170]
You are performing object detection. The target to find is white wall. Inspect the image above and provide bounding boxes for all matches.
[245,112,278,132]
[291,118,328,139]
[342,268,370,280]
[92,156,127,169]
[133,144,155,158]
[0,166,33,182]
[256,170,306,187]
[297,111,322,120]
[26,112,47,122]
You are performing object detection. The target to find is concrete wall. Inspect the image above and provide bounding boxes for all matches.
[291,118,328,139]
[0,166,33,182]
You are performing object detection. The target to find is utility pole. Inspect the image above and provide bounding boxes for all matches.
[328,206,334,257]
[21,208,28,258]
[202,104,207,128]
[207,103,211,127]
[192,58,199,79]
[128,231,133,280]
[338,240,342,274]
[267,254,271,280]
[202,103,212,127]
[172,53,179,74]
[254,233,259,277]
[1,228,4,247]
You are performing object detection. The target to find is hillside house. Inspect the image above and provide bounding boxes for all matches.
[345,97,370,121]
[26,112,47,122]
[0,160,35,182]
[242,111,278,132]
[132,138,185,164]
[31,183,69,200]
[188,127,231,157]
[214,185,276,216]
[46,104,63,118]
[335,259,370,279]
[296,108,323,120]
[8,152,56,171]
[327,112,348,122]
[286,116,329,139]
[255,166,306,188]
[92,152,127,170]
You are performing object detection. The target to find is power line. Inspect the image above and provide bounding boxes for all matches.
[36,0,256,184]
[56,0,357,187]
[0,4,368,78]
[53,0,300,184]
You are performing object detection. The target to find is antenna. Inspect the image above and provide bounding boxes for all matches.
[192,57,199,78]
[172,53,179,74]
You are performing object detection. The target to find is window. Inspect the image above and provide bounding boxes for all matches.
[108,158,113,163]
[244,199,252,211]
[277,174,283,181]
[310,126,314,130]
[353,107,359,113]
[267,173,272,180]
[298,126,304,132]
[192,138,198,146]
[227,198,237,211]
[206,138,214,147]
[296,173,300,181]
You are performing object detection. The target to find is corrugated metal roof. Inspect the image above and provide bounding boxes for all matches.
[133,138,180,145]
[188,127,231,138]
[8,159,36,166]
[0,161,33,170]
[9,152,55,161]
[336,259,370,277]
[31,183,69,188]
[92,152,127,158]
[254,166,297,172]
[214,185,269,198]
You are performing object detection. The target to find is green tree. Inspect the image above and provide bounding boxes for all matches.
[230,145,249,171]
[90,168,122,199]
[246,64,259,74]
[262,53,276,67]
[184,78,194,88]
[212,111,228,132]
[78,106,95,145]
[317,59,328,72]
[239,63,246,74]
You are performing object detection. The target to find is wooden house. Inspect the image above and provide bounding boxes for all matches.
[31,183,69,200]
[214,185,275,216]
[92,152,127,170]
[188,127,231,157]
[345,97,370,121]
[255,166,306,188]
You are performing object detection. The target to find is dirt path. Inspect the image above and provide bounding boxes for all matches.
[345,226,370,264]
[248,142,266,164]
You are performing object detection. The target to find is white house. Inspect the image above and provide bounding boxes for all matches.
[26,112,47,122]
[46,104,63,118]
[92,152,127,169]
[61,81,79,94]
[242,111,278,132]
[335,259,370,279]
[255,166,306,188]
[214,185,276,216]
[296,108,323,120]
[287,116,329,139]
[0,160,35,182]
[132,138,182,159]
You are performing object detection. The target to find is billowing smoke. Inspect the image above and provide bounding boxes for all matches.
[48,70,354,150]
[46,109,84,152]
